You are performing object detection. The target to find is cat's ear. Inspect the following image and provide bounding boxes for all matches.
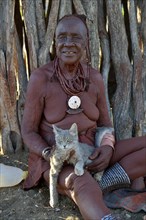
[52,124,60,134]
[69,123,78,136]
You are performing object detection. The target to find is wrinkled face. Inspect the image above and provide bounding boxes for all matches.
[55,17,87,65]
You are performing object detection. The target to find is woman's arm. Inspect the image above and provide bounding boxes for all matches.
[86,73,115,172]
[21,70,49,156]
[96,73,115,147]
[96,73,112,127]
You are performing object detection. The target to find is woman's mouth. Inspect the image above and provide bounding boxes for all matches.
[62,51,76,55]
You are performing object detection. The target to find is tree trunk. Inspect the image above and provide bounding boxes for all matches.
[140,0,146,135]
[82,0,100,69]
[98,0,111,118]
[0,0,145,153]
[0,0,23,153]
[129,0,144,136]
[106,0,133,140]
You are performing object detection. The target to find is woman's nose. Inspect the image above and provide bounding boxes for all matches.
[64,37,75,46]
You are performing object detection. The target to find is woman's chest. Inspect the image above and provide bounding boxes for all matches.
[43,81,99,123]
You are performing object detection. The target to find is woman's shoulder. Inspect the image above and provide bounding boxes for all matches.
[81,62,103,82]
[30,61,54,82]
[87,65,103,84]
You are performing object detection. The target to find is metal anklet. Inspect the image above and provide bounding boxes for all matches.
[99,162,131,193]
[101,213,121,220]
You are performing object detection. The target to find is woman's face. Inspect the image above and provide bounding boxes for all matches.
[55,17,87,65]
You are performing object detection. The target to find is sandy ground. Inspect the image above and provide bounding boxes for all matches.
[0,152,145,220]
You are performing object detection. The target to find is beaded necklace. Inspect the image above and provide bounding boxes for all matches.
[54,58,89,96]
[53,57,90,114]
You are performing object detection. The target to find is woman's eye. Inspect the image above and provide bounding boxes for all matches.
[57,35,82,43]
[73,36,81,40]
[58,35,66,40]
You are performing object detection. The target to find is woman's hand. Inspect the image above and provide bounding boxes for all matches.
[86,145,113,172]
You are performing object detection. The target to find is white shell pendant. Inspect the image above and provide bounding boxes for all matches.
[68,96,81,109]
[67,96,83,114]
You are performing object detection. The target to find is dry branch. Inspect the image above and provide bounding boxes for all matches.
[59,0,72,19]
[0,50,22,153]
[22,0,39,71]
[14,26,28,126]
[73,0,86,15]
[129,0,144,136]
[35,0,46,47]
[81,0,100,69]
[141,0,146,135]
[6,0,17,105]
[38,0,60,66]
[98,0,111,118]
[106,0,133,139]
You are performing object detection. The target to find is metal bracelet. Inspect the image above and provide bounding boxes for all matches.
[42,147,51,158]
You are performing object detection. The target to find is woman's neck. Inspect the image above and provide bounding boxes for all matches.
[58,60,80,80]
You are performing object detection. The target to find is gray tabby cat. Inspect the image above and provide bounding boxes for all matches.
[49,123,114,208]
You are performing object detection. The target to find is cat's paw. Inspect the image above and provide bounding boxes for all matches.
[75,167,84,176]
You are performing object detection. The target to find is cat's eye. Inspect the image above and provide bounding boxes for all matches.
[57,140,62,144]
[67,139,72,143]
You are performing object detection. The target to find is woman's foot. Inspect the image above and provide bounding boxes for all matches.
[131,177,145,190]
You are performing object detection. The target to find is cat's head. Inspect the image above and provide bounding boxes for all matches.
[52,123,78,149]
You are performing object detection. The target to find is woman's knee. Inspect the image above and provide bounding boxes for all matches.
[58,167,102,196]
[64,171,89,193]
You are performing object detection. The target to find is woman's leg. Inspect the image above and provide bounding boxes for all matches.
[110,136,146,166]
[43,166,111,220]
[110,136,146,188]
[130,177,145,190]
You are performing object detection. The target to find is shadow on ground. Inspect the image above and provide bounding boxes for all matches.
[0,152,145,220]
